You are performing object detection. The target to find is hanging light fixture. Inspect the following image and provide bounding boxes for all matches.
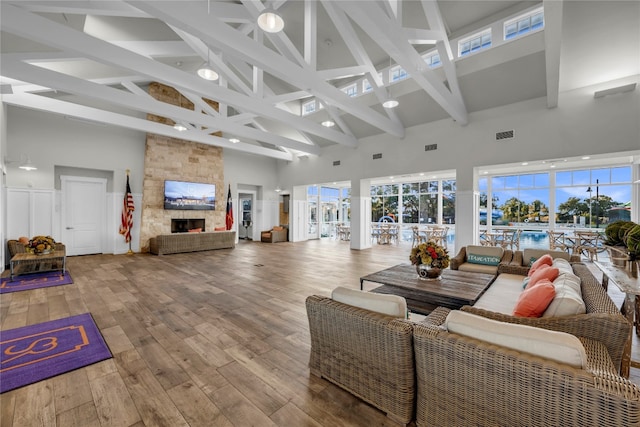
[18,154,37,171]
[257,8,284,33]
[197,49,219,81]
[382,98,399,109]
[321,120,335,127]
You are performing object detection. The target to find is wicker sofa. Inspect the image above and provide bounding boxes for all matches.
[149,231,235,255]
[413,307,640,427]
[465,249,630,374]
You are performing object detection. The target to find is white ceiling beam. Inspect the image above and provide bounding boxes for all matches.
[130,0,398,138]
[2,92,292,160]
[543,0,563,108]
[304,0,317,69]
[320,0,404,132]
[9,0,150,18]
[121,80,151,98]
[318,66,368,81]
[340,1,467,125]
[242,0,307,67]
[264,91,312,104]
[109,41,191,58]
[403,28,441,45]
[169,26,254,97]
[421,0,464,112]
[2,59,321,155]
[1,3,353,147]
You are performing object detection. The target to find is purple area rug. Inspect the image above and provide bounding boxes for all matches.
[0,313,112,393]
[0,271,73,294]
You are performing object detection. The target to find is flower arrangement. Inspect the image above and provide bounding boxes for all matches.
[410,240,450,269]
[27,235,56,254]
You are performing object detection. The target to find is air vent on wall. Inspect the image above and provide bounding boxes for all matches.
[333,160,341,166]
[373,153,382,160]
[425,144,438,151]
[496,130,514,141]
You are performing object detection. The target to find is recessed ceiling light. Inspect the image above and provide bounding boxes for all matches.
[550,164,556,168]
[521,162,528,166]
[419,173,424,176]
[389,176,394,179]
[321,120,335,127]
[229,138,239,143]
[582,156,591,160]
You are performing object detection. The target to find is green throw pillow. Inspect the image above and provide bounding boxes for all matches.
[468,253,501,266]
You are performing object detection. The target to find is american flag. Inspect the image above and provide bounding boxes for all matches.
[119,174,135,243]
[226,184,234,230]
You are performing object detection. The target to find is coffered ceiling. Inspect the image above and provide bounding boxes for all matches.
[1,1,638,161]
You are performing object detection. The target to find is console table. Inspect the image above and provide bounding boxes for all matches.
[10,249,67,280]
[594,261,640,377]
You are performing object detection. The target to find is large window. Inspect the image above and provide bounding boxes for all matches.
[555,167,632,228]
[442,180,456,224]
[390,65,408,83]
[490,173,549,225]
[371,184,399,222]
[480,166,632,229]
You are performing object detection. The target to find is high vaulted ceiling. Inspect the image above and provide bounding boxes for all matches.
[1,1,639,161]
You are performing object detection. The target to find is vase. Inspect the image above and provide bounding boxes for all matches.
[416,264,442,280]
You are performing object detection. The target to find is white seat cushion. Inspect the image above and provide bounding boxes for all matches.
[445,310,588,368]
[474,273,524,314]
[331,286,407,318]
[543,273,586,317]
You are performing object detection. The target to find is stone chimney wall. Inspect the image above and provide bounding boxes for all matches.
[139,82,224,251]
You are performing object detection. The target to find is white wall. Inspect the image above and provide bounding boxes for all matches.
[277,76,640,187]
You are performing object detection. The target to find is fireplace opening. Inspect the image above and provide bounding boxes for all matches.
[171,218,205,233]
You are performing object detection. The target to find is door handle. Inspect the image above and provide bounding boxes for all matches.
[66,227,74,230]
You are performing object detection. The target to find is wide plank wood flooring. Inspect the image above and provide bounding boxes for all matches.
[1,239,639,426]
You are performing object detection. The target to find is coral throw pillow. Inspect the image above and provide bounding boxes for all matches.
[214,227,226,231]
[528,254,553,277]
[527,265,560,289]
[513,279,556,318]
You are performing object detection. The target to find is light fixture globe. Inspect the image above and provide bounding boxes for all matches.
[321,120,335,127]
[197,64,219,81]
[257,8,284,33]
[382,98,399,109]
[173,123,187,132]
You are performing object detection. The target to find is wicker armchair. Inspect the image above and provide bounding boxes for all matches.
[260,227,287,243]
[413,307,640,427]
[306,295,415,425]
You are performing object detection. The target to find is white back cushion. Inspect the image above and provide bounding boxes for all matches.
[331,286,407,318]
[445,310,587,368]
[523,249,570,266]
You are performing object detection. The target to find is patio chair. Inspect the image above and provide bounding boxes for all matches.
[547,230,570,253]
[574,231,603,261]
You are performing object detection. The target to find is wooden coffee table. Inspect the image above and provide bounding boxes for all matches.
[360,264,496,315]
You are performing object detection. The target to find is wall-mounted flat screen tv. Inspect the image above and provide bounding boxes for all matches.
[164,180,216,210]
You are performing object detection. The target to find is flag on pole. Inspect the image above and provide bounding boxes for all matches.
[119,174,135,243]
[225,184,234,230]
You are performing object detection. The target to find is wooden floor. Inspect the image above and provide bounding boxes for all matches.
[1,239,639,426]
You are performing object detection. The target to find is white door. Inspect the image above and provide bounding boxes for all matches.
[61,176,106,256]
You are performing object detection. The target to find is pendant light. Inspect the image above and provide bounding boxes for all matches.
[257,8,284,33]
[197,49,219,81]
